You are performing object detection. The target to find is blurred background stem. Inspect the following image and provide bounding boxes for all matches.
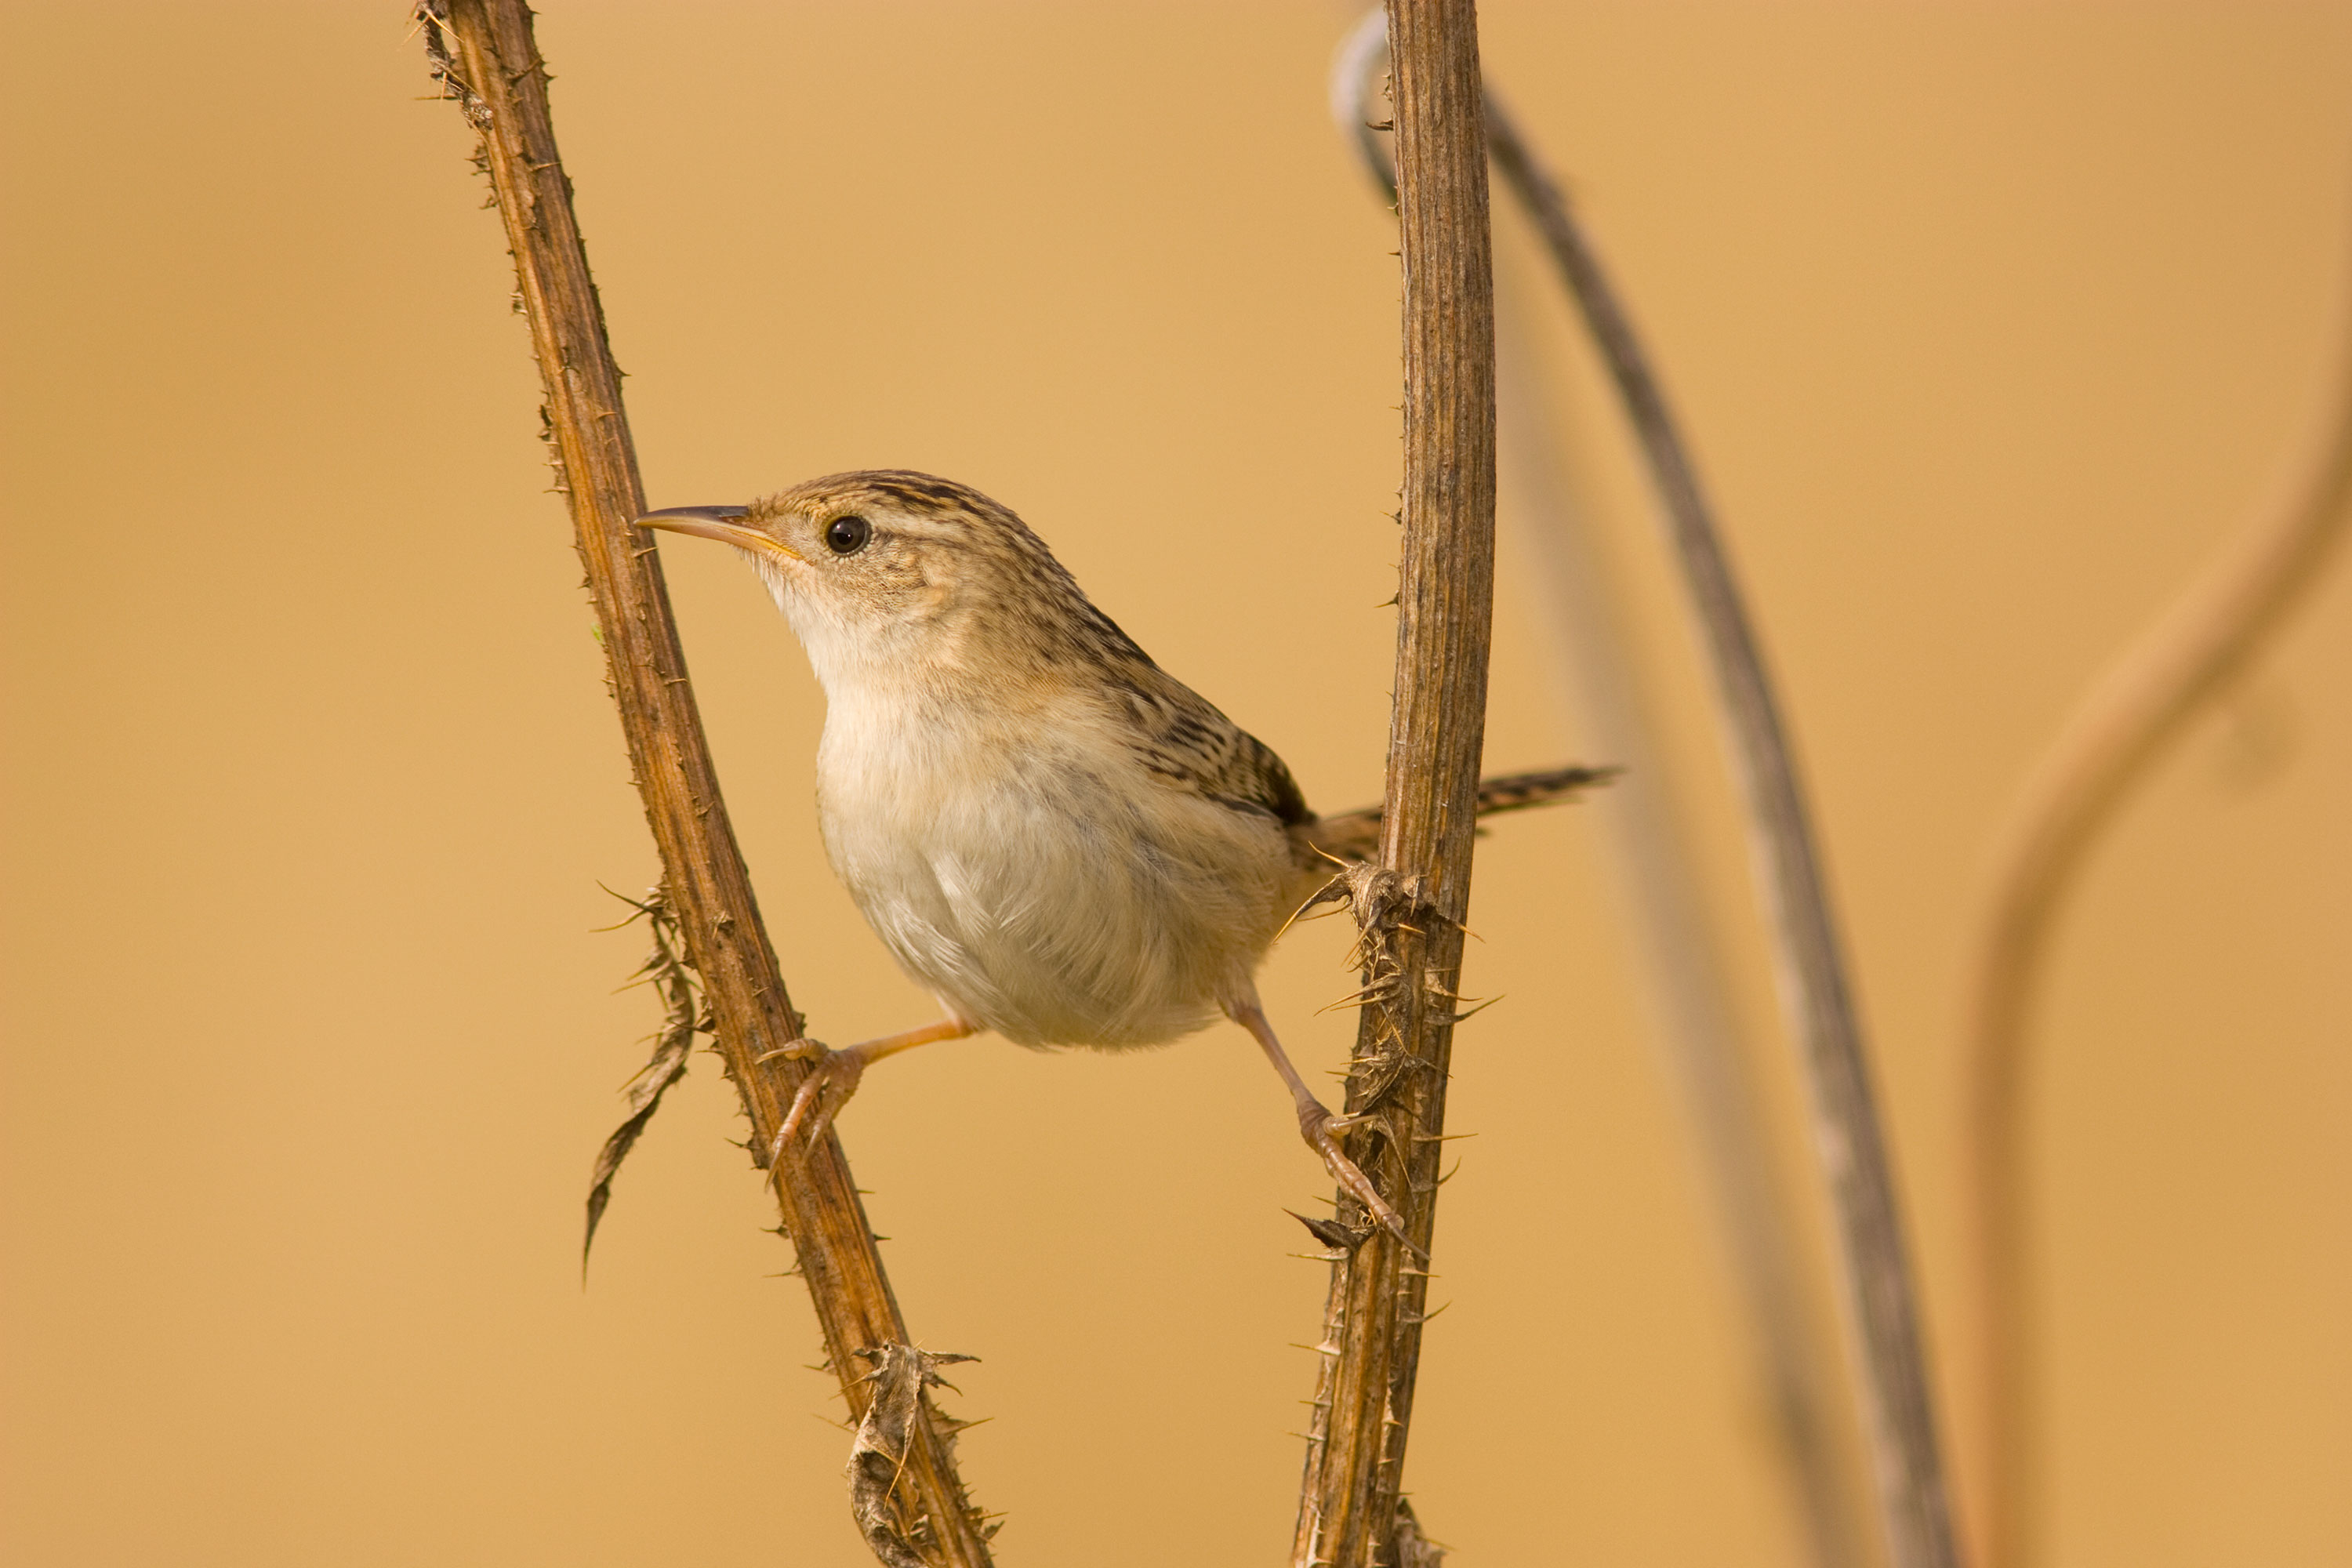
[1959,183,2352,1568]
[1493,261,1871,1568]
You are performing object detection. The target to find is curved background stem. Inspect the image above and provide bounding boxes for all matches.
[1487,93,1962,1568]
[1492,267,1871,1568]
[1960,204,2352,1568]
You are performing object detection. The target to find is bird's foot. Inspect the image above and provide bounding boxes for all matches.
[1298,1102,1417,1251]
[760,1040,868,1164]
[755,1017,977,1164]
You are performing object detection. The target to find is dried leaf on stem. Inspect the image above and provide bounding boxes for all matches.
[582,887,702,1272]
[851,1346,993,1568]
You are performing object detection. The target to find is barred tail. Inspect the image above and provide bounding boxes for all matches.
[1304,764,1617,863]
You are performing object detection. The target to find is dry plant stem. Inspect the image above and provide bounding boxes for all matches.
[1483,89,1962,1568]
[1496,289,1868,1568]
[1291,3,1496,1565]
[1963,303,2352,1568]
[1331,20,1867,1566]
[418,5,993,1563]
[1496,349,1866,1568]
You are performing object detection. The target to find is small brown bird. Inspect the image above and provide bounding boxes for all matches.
[641,470,1601,1237]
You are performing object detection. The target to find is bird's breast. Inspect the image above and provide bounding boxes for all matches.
[811,690,1296,1049]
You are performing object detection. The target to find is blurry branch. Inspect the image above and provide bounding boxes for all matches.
[1332,16,1867,1568]
[1961,242,2352,1568]
[1487,89,1962,1568]
[1334,11,1962,1567]
[416,5,994,1564]
[1291,3,1496,1566]
[1497,332,1867,1568]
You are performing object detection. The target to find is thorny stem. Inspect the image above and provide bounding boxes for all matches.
[1370,38,1961,1568]
[1961,217,2352,1568]
[1291,4,1497,1566]
[416,5,993,1564]
[1332,16,1867,1567]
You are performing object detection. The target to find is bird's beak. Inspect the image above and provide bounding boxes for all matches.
[636,505,801,561]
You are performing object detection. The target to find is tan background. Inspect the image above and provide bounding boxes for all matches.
[3,2,2347,1565]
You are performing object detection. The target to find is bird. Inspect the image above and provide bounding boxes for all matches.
[638,470,1605,1239]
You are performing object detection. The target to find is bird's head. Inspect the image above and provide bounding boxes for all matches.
[638,469,1146,695]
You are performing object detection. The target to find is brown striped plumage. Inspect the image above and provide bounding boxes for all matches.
[637,470,1609,1238]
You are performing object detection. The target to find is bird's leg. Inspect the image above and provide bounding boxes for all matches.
[757,1017,976,1161]
[1224,992,1411,1244]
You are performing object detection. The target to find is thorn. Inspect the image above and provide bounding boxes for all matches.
[1288,1210,1367,1253]
[1446,994,1504,1025]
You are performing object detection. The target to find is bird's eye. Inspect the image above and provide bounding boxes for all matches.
[823,515,871,555]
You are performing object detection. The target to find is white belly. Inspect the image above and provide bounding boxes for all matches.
[813,696,1296,1048]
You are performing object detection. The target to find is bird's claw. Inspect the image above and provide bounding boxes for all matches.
[1298,1104,1419,1254]
[764,1040,866,1164]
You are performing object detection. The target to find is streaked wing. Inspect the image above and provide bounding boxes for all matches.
[1104,663,1313,827]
